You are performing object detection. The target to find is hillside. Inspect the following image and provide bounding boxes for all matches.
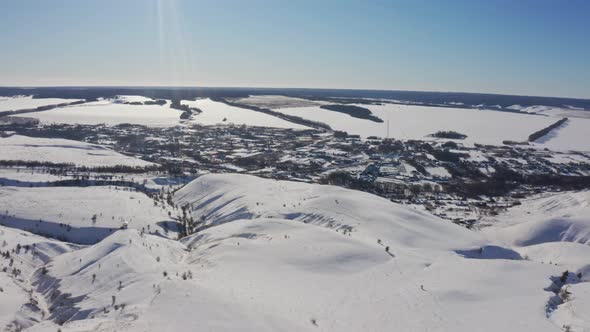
[0,174,586,331]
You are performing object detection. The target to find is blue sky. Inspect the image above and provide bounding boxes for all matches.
[0,0,588,98]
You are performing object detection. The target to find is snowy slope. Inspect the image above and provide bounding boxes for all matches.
[0,135,153,167]
[480,191,590,247]
[23,217,567,331]
[0,186,179,244]
[173,173,483,250]
[478,190,590,331]
[1,174,587,331]
[182,98,311,130]
[0,225,75,331]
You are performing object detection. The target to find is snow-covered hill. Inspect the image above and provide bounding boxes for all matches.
[174,173,482,250]
[0,174,588,331]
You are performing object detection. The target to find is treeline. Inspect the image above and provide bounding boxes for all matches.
[0,160,162,173]
[319,171,383,194]
[319,104,383,123]
[170,100,202,119]
[0,100,86,117]
[212,98,332,130]
[430,131,467,140]
[47,179,158,194]
[528,118,568,142]
[122,99,166,106]
[449,164,590,197]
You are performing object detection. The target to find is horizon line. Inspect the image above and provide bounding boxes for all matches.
[0,85,589,101]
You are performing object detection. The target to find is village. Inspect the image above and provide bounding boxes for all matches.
[2,119,590,228]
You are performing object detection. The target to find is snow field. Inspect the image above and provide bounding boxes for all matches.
[0,135,153,167]
[182,98,312,130]
[14,99,183,127]
[0,96,83,112]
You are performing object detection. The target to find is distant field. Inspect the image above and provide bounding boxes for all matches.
[182,98,312,130]
[274,103,557,145]
[3,93,589,151]
[534,117,590,152]
[0,95,83,112]
[0,134,153,167]
[14,98,183,127]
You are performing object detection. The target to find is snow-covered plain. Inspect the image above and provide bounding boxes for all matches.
[232,95,326,109]
[114,95,157,104]
[534,118,590,152]
[275,103,557,145]
[182,98,311,130]
[0,135,153,167]
[0,96,83,112]
[14,99,183,127]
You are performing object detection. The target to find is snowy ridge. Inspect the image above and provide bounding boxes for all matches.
[173,173,482,250]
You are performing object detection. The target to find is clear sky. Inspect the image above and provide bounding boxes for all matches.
[0,0,588,98]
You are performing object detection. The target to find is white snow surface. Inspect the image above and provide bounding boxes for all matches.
[533,118,590,152]
[182,98,312,130]
[232,95,326,109]
[114,95,156,104]
[174,173,482,250]
[0,96,82,112]
[481,190,590,247]
[0,225,76,330]
[0,186,179,244]
[0,135,153,167]
[14,99,183,127]
[1,174,588,331]
[275,103,556,145]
